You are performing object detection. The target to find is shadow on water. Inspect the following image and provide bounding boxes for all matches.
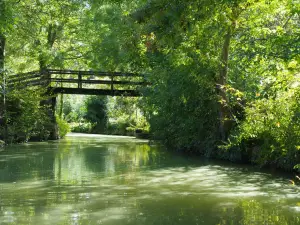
[0,134,299,224]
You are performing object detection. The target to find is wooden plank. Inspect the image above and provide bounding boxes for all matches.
[8,74,42,83]
[50,78,79,84]
[8,71,40,79]
[49,78,148,86]
[52,87,141,96]
[7,79,47,89]
[48,69,109,76]
[47,69,143,77]
[7,79,42,87]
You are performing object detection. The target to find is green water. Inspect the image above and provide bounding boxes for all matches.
[0,134,299,225]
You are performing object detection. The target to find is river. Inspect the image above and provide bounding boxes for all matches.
[0,133,299,224]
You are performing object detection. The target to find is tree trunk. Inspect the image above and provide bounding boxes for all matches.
[217,21,236,141]
[0,0,5,76]
[0,33,6,141]
[59,94,64,119]
[0,35,4,73]
[39,24,61,140]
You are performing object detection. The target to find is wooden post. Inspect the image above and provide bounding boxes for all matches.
[40,69,51,87]
[40,69,58,140]
[111,73,114,95]
[49,96,58,140]
[40,96,58,140]
[78,71,82,89]
[59,94,63,119]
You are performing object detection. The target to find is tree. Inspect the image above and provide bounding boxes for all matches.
[115,0,300,168]
[5,0,88,73]
[84,96,108,133]
[0,0,12,141]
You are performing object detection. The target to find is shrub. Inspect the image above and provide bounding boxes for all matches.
[0,88,52,143]
[70,122,92,133]
[56,116,70,138]
[84,96,108,133]
[226,88,300,170]
[0,140,4,148]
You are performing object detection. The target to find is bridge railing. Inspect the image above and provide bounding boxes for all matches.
[47,69,147,91]
[6,69,149,96]
[7,71,44,88]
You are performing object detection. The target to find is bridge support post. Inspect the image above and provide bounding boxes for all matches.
[49,96,58,140]
[78,72,82,89]
[41,95,58,140]
[39,69,58,140]
[110,73,114,96]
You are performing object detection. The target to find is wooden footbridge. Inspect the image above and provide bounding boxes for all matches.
[7,69,148,96]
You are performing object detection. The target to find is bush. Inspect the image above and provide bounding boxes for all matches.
[70,122,92,133]
[145,65,219,153]
[56,116,70,138]
[226,88,300,170]
[106,120,131,135]
[84,96,108,133]
[0,140,4,148]
[0,88,52,143]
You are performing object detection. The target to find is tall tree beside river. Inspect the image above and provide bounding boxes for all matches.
[0,0,6,133]
[107,0,299,169]
[0,0,12,141]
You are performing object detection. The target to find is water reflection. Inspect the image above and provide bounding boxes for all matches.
[0,134,299,224]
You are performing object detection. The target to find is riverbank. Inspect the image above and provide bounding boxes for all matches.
[171,143,300,174]
[66,132,148,142]
[157,136,300,174]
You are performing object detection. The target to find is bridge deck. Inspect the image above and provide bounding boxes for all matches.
[53,87,139,96]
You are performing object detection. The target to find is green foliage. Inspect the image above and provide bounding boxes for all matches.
[126,0,300,169]
[107,96,149,135]
[107,120,132,136]
[5,0,87,71]
[122,0,229,151]
[226,86,300,170]
[59,95,149,136]
[56,115,70,138]
[84,96,108,133]
[58,95,87,123]
[0,139,4,148]
[70,122,93,133]
[144,64,219,153]
[294,164,300,173]
[0,88,51,143]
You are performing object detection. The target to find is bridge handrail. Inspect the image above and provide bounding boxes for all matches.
[49,78,149,86]
[47,69,143,77]
[8,73,42,84]
[8,71,41,79]
[6,69,148,96]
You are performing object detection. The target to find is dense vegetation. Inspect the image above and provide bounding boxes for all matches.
[0,0,299,171]
[57,95,148,136]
